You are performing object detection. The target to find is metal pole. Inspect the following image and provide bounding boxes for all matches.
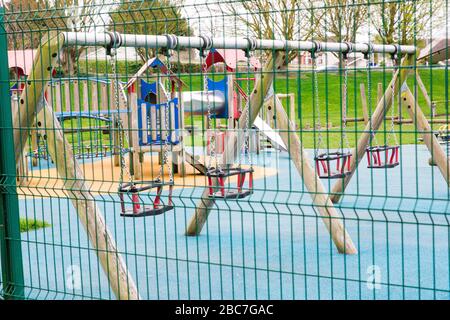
[63,31,417,55]
[0,7,25,300]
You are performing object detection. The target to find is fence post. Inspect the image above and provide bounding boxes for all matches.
[0,7,25,299]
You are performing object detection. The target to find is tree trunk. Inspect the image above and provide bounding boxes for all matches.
[61,46,83,76]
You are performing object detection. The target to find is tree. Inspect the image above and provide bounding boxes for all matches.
[53,0,105,75]
[310,1,367,48]
[372,0,445,45]
[224,0,318,63]
[109,0,192,62]
[5,0,105,75]
[4,0,47,50]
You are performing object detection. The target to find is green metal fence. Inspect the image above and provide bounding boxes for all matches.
[0,0,449,300]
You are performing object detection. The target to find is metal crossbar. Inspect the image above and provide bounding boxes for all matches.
[63,31,417,54]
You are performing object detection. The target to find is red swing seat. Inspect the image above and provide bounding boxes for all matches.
[314,151,352,179]
[366,145,399,168]
[206,167,254,199]
[119,180,174,217]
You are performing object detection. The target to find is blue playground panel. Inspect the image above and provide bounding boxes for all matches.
[18,145,450,299]
[138,79,180,145]
[137,98,180,145]
[207,77,229,119]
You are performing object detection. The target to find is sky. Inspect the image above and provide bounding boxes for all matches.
[181,0,449,42]
[3,0,448,42]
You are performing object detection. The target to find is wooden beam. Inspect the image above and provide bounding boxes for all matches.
[271,95,357,254]
[416,70,433,109]
[113,119,121,167]
[13,32,140,300]
[30,131,38,167]
[360,83,369,124]
[377,82,383,106]
[185,51,286,236]
[345,117,367,123]
[37,101,140,300]
[401,86,450,186]
[345,116,399,123]
[330,55,415,203]
[289,94,295,128]
[13,35,59,161]
[276,93,296,129]
[395,118,449,124]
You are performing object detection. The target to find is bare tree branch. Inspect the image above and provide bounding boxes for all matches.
[110,0,191,63]
[224,0,318,62]
[372,0,444,45]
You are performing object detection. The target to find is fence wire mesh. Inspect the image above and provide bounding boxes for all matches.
[0,0,449,300]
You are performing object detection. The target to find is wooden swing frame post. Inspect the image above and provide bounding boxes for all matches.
[270,95,357,254]
[276,93,296,128]
[359,83,369,124]
[186,51,357,254]
[13,32,140,300]
[401,85,450,186]
[330,54,415,204]
[415,69,433,111]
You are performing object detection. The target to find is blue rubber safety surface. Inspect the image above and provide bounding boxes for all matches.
[18,144,449,299]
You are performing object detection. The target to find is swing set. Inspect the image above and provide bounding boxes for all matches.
[200,44,255,199]
[109,47,175,217]
[313,42,401,178]
[313,42,353,179]
[365,49,401,169]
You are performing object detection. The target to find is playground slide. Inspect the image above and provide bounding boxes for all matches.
[182,116,287,175]
[184,149,207,175]
[253,116,287,151]
[182,90,227,115]
[183,89,286,151]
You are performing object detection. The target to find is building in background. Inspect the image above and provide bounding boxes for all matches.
[8,49,35,79]
[418,37,449,65]
[291,51,369,70]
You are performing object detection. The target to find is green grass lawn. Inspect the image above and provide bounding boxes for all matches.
[19,218,50,233]
[42,68,448,150]
[181,68,449,148]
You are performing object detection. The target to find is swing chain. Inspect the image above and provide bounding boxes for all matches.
[365,46,379,146]
[158,50,174,183]
[202,52,218,170]
[109,45,132,187]
[197,37,218,171]
[243,45,253,167]
[341,3,352,152]
[341,55,351,151]
[312,42,323,154]
[389,56,399,145]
